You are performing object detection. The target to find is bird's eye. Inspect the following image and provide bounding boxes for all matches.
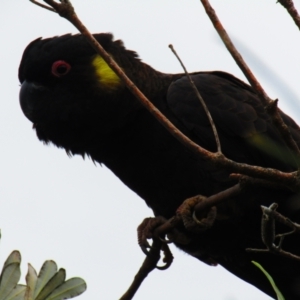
[51,60,71,77]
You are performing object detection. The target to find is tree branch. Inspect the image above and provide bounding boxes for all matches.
[247,203,300,261]
[277,0,300,30]
[200,0,300,161]
[119,239,163,300]
[29,0,56,12]
[154,184,242,238]
[169,44,222,153]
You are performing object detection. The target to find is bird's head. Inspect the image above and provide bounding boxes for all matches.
[18,33,143,155]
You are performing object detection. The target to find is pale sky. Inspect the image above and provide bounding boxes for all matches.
[1,1,300,299]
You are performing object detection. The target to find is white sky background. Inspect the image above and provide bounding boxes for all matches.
[1,1,300,299]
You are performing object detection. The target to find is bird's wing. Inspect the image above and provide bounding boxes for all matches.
[166,71,300,171]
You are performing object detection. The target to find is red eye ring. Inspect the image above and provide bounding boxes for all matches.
[51,60,71,77]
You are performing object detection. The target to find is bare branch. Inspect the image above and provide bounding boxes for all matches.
[200,0,300,161]
[119,239,161,300]
[230,173,294,191]
[247,203,300,261]
[277,0,300,30]
[169,44,222,153]
[29,0,56,12]
[261,203,300,233]
[120,239,173,300]
[248,246,300,261]
[43,0,71,13]
[154,184,242,239]
[200,0,270,104]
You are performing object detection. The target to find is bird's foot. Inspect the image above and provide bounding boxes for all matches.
[176,195,217,233]
[137,216,175,270]
[137,216,167,255]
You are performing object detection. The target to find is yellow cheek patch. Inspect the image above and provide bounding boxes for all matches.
[91,55,121,90]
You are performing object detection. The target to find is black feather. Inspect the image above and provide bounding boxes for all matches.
[19,33,300,299]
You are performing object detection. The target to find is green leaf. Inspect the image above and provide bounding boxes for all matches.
[33,261,57,299]
[3,252,21,268]
[25,263,38,300]
[0,251,21,288]
[252,261,285,300]
[35,269,65,300]
[0,250,21,299]
[4,284,26,300]
[0,262,21,300]
[45,278,86,300]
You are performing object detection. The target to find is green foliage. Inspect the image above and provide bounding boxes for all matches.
[252,261,285,300]
[0,232,86,300]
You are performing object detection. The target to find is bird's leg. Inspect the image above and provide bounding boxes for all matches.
[137,190,233,254]
[136,195,218,269]
[176,195,217,233]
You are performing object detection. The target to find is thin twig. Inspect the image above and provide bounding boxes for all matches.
[30,0,56,12]
[43,0,70,12]
[248,246,300,261]
[200,0,300,160]
[230,173,294,191]
[169,44,222,153]
[247,203,300,261]
[29,0,300,190]
[277,0,300,30]
[261,203,278,247]
[261,204,300,232]
[200,0,269,104]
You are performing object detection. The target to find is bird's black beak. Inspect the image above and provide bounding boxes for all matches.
[19,80,47,123]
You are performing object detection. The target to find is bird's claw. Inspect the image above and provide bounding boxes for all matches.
[159,235,174,244]
[177,195,217,233]
[156,243,174,270]
[137,216,167,255]
[137,216,174,270]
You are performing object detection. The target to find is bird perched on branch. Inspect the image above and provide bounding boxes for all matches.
[19,33,300,299]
